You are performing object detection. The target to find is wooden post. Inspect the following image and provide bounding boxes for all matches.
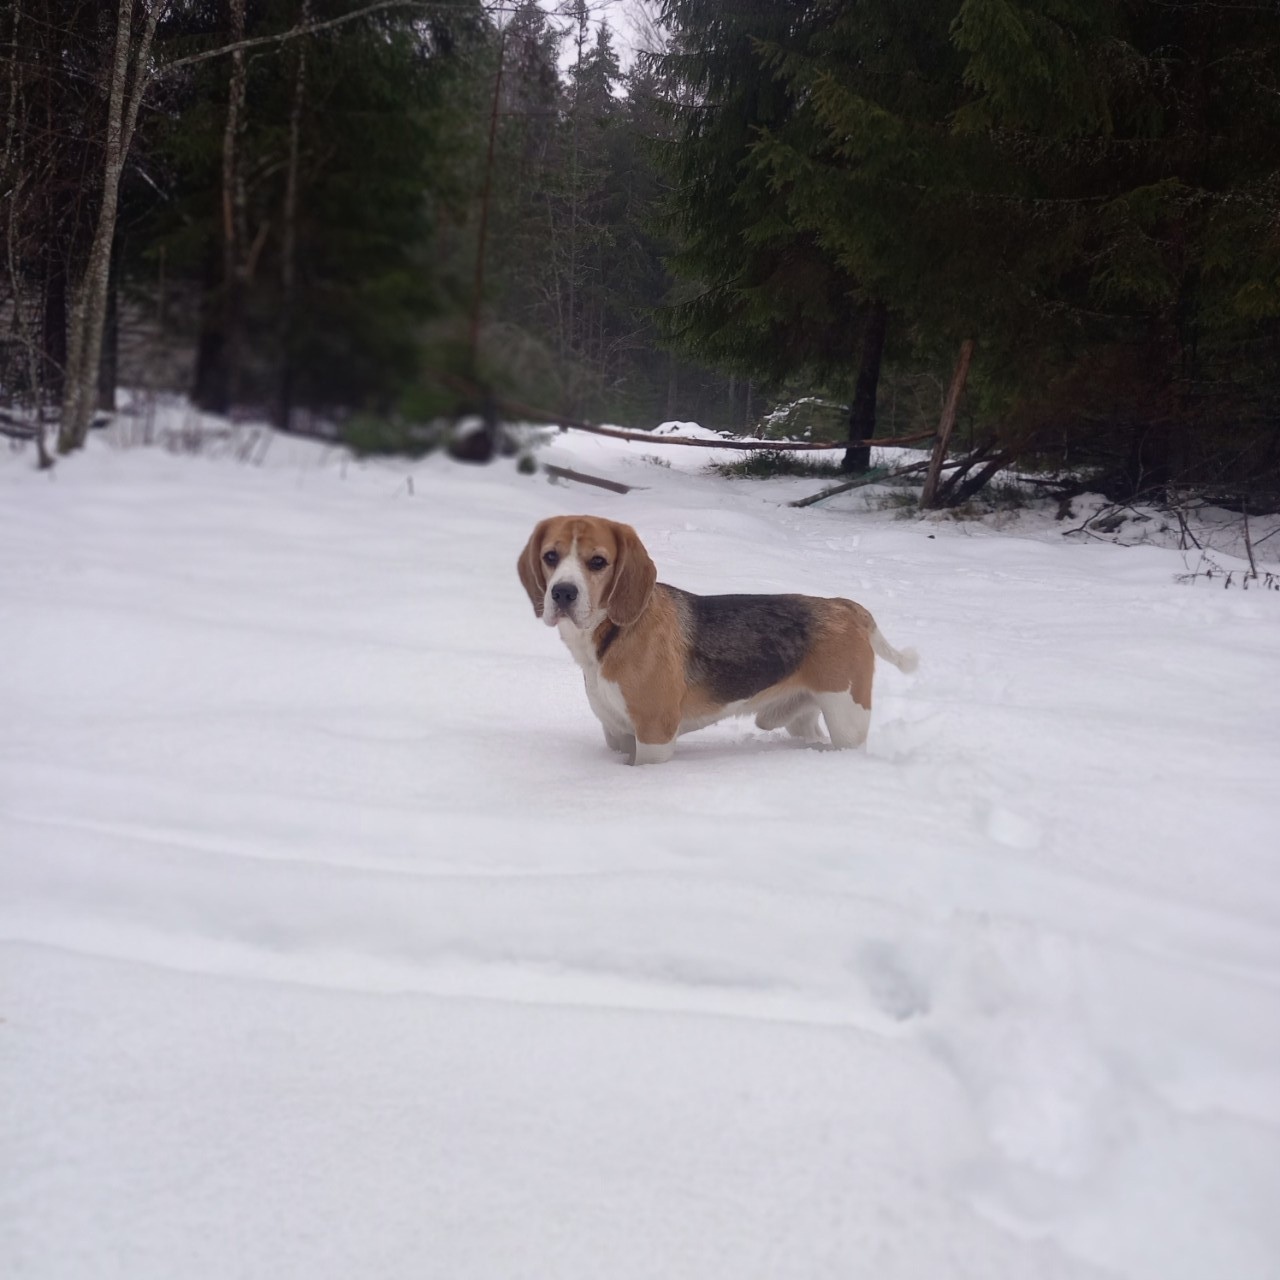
[919,338,974,510]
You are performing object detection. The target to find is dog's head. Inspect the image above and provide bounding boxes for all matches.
[518,516,656,630]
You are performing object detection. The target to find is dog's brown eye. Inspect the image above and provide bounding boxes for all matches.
[542,550,559,567]
[587,555,608,571]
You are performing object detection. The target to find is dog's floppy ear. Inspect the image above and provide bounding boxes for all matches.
[605,521,656,626]
[517,519,553,615]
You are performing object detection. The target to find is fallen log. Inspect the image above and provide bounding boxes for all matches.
[789,459,937,508]
[543,463,637,494]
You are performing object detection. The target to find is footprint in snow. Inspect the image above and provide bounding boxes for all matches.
[857,941,932,1022]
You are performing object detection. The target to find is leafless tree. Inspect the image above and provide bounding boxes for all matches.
[276,0,313,428]
[58,0,164,454]
[52,0,457,457]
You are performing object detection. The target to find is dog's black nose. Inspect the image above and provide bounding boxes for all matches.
[550,582,579,608]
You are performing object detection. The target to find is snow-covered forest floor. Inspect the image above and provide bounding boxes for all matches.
[3,409,1279,1279]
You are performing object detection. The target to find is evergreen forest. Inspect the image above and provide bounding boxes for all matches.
[2,0,1279,506]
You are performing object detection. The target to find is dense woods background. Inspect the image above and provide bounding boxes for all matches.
[2,0,1279,505]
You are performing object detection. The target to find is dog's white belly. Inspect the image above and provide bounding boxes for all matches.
[678,700,749,735]
[682,690,805,736]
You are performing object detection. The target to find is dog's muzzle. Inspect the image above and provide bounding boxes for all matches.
[543,577,589,627]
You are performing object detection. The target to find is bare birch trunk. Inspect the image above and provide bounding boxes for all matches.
[3,8,53,470]
[50,0,406,454]
[59,0,163,454]
[97,232,120,411]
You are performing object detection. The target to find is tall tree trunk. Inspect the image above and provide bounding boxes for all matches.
[41,251,67,398]
[842,300,888,474]
[564,1,588,366]
[1,1,18,178]
[220,0,248,413]
[58,0,161,453]
[193,235,228,412]
[97,231,119,411]
[275,0,310,430]
[3,7,51,471]
[468,28,505,373]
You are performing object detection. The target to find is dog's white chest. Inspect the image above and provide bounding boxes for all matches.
[559,621,632,733]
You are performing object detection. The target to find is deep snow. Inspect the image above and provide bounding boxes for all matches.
[2,416,1279,1280]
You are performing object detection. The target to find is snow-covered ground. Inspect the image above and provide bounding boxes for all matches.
[3,415,1279,1280]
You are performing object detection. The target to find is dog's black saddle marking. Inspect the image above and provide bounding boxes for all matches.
[670,588,815,703]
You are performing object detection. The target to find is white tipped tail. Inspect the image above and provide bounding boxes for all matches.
[870,626,919,674]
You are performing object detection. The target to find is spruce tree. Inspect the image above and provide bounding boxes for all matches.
[657,0,1280,496]
[654,0,902,469]
[135,0,484,421]
[947,0,1280,495]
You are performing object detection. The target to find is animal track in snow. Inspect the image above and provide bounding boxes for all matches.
[857,941,932,1022]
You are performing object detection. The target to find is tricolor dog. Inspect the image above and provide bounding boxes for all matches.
[519,515,917,765]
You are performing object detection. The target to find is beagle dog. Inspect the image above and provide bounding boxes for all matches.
[519,515,918,765]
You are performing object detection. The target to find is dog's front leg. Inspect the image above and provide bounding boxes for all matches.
[603,725,636,755]
[632,738,676,766]
[628,704,679,766]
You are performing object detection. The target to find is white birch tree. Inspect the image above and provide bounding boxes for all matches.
[58,0,165,454]
[55,0,445,456]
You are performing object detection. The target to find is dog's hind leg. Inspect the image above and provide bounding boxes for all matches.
[755,693,807,732]
[815,690,871,749]
[786,705,824,742]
